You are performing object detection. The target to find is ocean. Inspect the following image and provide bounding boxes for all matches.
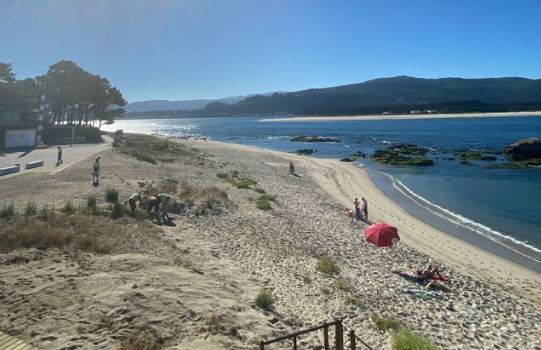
[103,115,541,270]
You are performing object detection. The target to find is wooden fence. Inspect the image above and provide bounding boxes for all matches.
[259,319,374,350]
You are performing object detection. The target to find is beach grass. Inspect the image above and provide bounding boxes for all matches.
[316,256,339,275]
[62,200,76,215]
[86,196,98,215]
[23,200,37,217]
[345,296,365,308]
[0,201,16,220]
[111,202,124,219]
[105,187,119,203]
[178,181,230,215]
[334,278,352,290]
[392,328,436,350]
[372,314,400,331]
[255,289,275,311]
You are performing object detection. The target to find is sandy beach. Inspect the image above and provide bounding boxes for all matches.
[261,111,541,122]
[1,134,540,349]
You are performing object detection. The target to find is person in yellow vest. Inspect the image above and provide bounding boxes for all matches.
[128,192,141,216]
[156,193,171,221]
[92,157,101,184]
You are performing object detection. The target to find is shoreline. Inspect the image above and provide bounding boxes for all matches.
[261,111,541,122]
[194,139,541,288]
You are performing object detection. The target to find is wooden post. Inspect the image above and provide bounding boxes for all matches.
[349,329,357,350]
[335,320,344,350]
[293,335,297,350]
[259,341,264,350]
[323,323,329,350]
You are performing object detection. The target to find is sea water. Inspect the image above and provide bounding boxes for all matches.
[103,116,541,268]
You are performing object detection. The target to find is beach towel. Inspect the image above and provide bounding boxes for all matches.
[404,288,443,300]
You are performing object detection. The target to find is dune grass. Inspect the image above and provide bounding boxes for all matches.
[62,200,76,215]
[255,289,275,311]
[23,200,37,217]
[372,314,400,331]
[316,256,339,275]
[105,187,119,203]
[0,201,15,220]
[178,181,231,215]
[117,133,195,164]
[334,278,352,290]
[392,329,437,350]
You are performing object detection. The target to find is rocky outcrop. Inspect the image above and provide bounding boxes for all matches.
[503,138,541,160]
[290,135,340,143]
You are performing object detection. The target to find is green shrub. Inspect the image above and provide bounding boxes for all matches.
[62,201,76,215]
[0,201,15,220]
[372,314,400,331]
[256,199,272,210]
[255,289,275,311]
[86,196,98,214]
[23,200,37,217]
[334,278,351,290]
[254,188,266,194]
[111,202,124,219]
[316,256,339,275]
[38,204,54,220]
[105,187,119,203]
[392,329,436,350]
[216,172,229,179]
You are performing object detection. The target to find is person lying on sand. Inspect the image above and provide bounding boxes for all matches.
[414,264,445,281]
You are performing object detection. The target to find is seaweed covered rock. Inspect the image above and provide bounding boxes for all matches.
[371,144,434,166]
[294,149,315,155]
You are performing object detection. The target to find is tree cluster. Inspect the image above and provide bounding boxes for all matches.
[0,60,126,128]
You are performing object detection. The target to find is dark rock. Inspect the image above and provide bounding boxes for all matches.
[340,157,354,162]
[290,135,340,143]
[294,149,314,155]
[503,138,541,160]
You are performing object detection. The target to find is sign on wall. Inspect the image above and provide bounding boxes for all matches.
[5,129,36,148]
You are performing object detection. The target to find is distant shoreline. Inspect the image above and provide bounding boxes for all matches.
[261,111,541,122]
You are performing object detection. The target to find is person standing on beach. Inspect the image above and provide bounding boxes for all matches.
[56,146,63,166]
[289,161,295,174]
[362,197,368,220]
[92,157,101,184]
[354,198,362,221]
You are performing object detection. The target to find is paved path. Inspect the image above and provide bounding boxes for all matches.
[0,331,37,349]
[0,139,111,180]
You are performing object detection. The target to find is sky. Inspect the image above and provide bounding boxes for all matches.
[1,0,540,103]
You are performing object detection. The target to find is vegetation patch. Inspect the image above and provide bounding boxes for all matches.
[119,330,161,350]
[178,181,231,215]
[118,133,194,164]
[392,328,436,350]
[105,187,119,203]
[86,196,98,215]
[62,200,76,215]
[255,289,275,311]
[372,314,400,331]
[0,201,15,220]
[23,200,37,217]
[316,256,339,275]
[334,278,352,290]
[345,296,365,308]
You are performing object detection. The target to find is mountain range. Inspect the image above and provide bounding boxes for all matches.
[126,76,541,116]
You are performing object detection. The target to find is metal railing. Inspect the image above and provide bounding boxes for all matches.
[259,319,374,350]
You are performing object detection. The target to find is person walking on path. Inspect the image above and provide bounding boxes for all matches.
[56,146,63,166]
[92,157,101,185]
[128,192,141,216]
[362,197,368,221]
[354,197,363,221]
[289,161,295,174]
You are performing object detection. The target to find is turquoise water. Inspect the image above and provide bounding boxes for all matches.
[104,116,541,264]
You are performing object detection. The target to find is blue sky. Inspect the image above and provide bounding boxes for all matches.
[1,0,540,102]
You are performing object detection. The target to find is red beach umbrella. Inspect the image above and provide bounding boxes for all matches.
[364,222,399,247]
